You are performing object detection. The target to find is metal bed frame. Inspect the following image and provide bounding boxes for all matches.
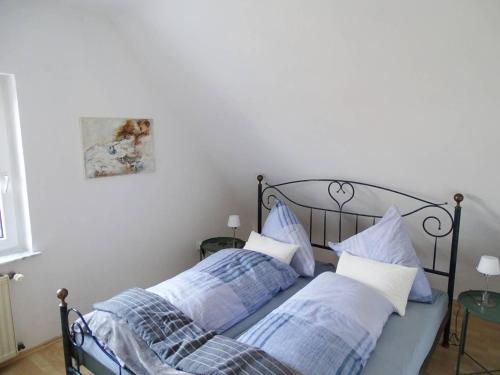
[56,175,463,375]
[257,176,463,359]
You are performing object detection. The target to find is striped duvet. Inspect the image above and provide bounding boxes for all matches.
[148,248,299,333]
[90,252,393,374]
[94,288,298,375]
[238,272,394,375]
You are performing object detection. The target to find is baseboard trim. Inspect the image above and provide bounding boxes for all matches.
[0,336,62,368]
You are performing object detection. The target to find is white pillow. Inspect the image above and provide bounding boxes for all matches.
[244,231,299,265]
[336,252,418,316]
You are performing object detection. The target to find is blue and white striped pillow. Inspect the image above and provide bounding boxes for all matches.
[328,205,433,303]
[262,200,315,276]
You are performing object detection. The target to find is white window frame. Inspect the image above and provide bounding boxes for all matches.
[0,74,35,261]
[0,180,5,239]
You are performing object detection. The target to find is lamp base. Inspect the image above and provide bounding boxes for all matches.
[475,292,497,308]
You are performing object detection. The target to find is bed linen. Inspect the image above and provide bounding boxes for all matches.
[83,311,185,375]
[81,261,447,375]
[336,252,418,316]
[222,261,335,338]
[148,248,298,333]
[228,290,447,375]
[93,288,297,375]
[81,261,332,374]
[238,272,394,375]
[329,206,433,303]
[82,286,447,375]
[262,199,315,276]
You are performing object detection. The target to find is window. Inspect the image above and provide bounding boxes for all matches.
[0,181,4,239]
[0,175,9,240]
[0,170,18,250]
[0,74,33,258]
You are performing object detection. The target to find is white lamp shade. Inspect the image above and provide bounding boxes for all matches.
[477,255,500,276]
[227,215,240,228]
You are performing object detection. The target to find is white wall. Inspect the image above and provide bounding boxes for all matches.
[99,0,500,294]
[0,0,236,348]
[1,0,500,349]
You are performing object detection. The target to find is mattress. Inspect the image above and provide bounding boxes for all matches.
[80,337,134,375]
[361,289,448,375]
[80,261,447,375]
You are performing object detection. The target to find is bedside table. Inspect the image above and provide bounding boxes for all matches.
[456,290,500,375]
[200,237,245,260]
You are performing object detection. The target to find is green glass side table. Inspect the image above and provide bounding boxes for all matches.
[199,237,245,260]
[456,290,500,375]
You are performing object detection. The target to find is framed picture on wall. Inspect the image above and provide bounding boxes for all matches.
[81,117,155,179]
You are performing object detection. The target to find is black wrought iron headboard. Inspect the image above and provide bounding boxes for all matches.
[256,175,463,347]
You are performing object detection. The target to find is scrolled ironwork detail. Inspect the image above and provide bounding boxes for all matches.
[260,178,455,243]
[67,308,91,348]
[265,193,280,208]
[70,321,85,347]
[66,307,123,373]
[260,185,303,211]
[421,212,453,238]
[327,181,355,210]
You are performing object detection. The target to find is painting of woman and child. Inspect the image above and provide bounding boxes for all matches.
[81,117,155,179]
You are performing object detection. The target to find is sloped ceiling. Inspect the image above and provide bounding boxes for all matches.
[60,0,500,293]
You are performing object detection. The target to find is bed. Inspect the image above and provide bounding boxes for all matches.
[57,175,463,375]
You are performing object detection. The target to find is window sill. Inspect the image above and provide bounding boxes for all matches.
[0,249,41,266]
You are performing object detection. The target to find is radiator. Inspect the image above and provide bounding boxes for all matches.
[0,275,17,363]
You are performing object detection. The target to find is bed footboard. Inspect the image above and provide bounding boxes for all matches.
[57,288,127,375]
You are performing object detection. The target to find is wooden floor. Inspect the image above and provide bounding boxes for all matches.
[425,311,500,375]
[1,309,498,375]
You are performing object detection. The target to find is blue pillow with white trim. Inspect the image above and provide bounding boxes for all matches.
[329,205,433,303]
[262,200,315,276]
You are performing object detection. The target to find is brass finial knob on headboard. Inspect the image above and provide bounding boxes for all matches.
[57,288,68,307]
[454,193,464,206]
[257,175,263,182]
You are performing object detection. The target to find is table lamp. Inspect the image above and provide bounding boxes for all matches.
[476,255,500,307]
[227,215,240,247]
